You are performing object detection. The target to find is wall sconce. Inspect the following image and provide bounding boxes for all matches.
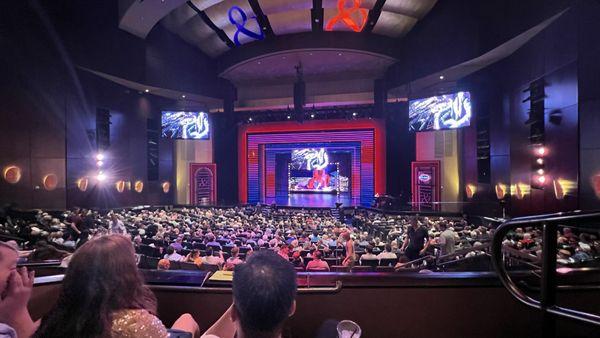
[593,175,600,199]
[77,178,88,192]
[2,166,22,184]
[495,183,507,200]
[115,180,125,193]
[465,184,476,199]
[553,179,565,200]
[43,174,58,191]
[162,181,170,193]
[134,180,144,193]
[513,183,530,200]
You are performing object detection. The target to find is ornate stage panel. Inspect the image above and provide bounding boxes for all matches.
[189,163,217,205]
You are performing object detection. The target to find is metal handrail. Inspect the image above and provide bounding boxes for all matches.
[491,210,600,328]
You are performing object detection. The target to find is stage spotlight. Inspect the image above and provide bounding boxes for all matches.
[96,153,105,161]
[352,112,358,117]
[310,113,315,119]
[536,158,544,165]
[96,172,106,182]
[439,75,445,80]
[537,169,545,175]
[287,115,291,120]
[248,117,253,122]
[535,146,546,156]
[96,161,104,167]
[144,89,150,93]
[181,95,186,98]
[537,175,547,184]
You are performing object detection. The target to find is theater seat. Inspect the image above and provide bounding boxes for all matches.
[360,259,379,268]
[376,266,395,272]
[180,262,200,270]
[351,266,374,273]
[330,266,350,272]
[379,258,398,267]
[200,264,219,272]
[294,266,305,272]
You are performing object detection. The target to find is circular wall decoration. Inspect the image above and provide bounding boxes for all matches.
[43,174,58,191]
[77,178,89,192]
[134,180,144,193]
[3,166,22,184]
[162,181,170,193]
[115,180,125,193]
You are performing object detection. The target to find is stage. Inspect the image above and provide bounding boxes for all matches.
[264,193,358,208]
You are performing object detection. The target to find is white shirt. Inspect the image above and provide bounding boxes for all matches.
[165,252,184,261]
[377,252,398,260]
[110,220,127,235]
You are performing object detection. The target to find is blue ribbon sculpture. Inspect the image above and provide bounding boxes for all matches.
[228,6,265,46]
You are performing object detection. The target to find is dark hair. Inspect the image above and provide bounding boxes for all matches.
[385,244,392,252]
[233,250,297,336]
[366,245,374,254]
[313,250,322,259]
[166,246,175,255]
[34,235,156,337]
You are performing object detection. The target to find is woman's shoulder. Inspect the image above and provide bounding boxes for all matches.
[111,309,169,338]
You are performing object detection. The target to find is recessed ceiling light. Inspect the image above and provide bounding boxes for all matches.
[287,115,291,119]
[181,95,186,98]
[338,52,342,56]
[439,75,445,80]
[144,89,149,93]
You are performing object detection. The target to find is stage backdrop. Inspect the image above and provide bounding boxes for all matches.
[238,119,386,206]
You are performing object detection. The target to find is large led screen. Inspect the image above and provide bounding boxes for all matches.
[409,91,472,131]
[288,148,349,193]
[161,111,210,139]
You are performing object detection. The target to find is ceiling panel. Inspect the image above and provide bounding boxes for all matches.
[258,0,312,14]
[382,0,438,19]
[268,10,312,35]
[372,11,418,38]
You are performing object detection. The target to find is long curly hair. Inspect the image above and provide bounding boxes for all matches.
[34,235,157,337]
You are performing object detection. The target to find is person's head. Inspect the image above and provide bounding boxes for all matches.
[341,231,351,241]
[191,249,200,259]
[0,241,18,296]
[166,246,175,255]
[411,217,419,228]
[231,246,240,257]
[365,245,374,254]
[36,235,156,337]
[157,258,171,270]
[312,250,322,260]
[232,250,297,338]
[384,244,392,253]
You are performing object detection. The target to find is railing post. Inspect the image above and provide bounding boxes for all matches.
[541,222,557,337]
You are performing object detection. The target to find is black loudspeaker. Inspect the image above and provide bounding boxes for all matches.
[477,114,491,184]
[96,108,111,151]
[374,79,387,119]
[293,80,305,122]
[147,118,160,181]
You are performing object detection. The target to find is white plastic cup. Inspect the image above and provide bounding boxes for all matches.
[337,320,362,338]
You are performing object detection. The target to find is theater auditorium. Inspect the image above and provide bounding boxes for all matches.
[1,0,599,337]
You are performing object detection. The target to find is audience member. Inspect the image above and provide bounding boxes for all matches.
[201,250,297,338]
[0,242,36,338]
[34,235,199,337]
[306,250,330,272]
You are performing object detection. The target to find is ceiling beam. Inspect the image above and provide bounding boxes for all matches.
[363,0,387,33]
[247,0,275,38]
[186,1,235,48]
[311,0,324,32]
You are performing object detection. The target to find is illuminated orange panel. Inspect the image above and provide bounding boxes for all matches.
[115,180,125,193]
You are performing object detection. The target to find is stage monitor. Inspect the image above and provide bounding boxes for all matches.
[288,148,349,193]
[161,111,210,140]
[409,91,472,132]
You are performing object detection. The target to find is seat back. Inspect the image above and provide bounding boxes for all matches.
[380,258,398,267]
[361,259,379,268]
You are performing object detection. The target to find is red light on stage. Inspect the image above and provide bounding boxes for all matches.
[325,0,368,32]
[537,175,547,184]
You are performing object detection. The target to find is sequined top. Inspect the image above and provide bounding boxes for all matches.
[111,309,169,338]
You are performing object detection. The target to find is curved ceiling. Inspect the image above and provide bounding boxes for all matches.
[120,0,438,58]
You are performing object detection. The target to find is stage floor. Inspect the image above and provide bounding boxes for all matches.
[264,194,358,208]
